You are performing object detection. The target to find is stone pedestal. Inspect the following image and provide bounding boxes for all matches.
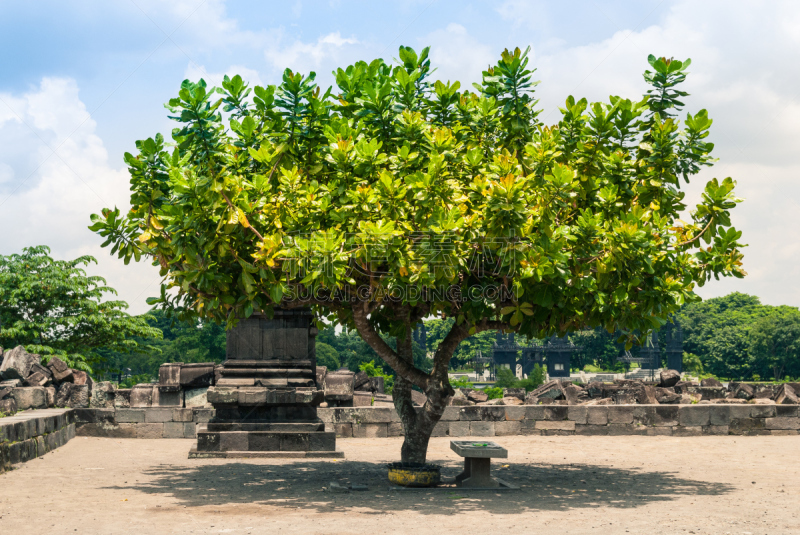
[190,309,343,458]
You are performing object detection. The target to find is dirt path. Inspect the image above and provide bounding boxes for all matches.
[1,435,799,534]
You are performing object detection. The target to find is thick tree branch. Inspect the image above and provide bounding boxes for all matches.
[351,304,430,389]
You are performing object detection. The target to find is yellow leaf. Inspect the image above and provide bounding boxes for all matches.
[238,208,250,228]
[399,266,408,276]
[149,216,164,230]
[138,230,152,243]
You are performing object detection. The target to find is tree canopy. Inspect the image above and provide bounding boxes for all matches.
[0,246,161,372]
[90,46,745,462]
[680,292,800,380]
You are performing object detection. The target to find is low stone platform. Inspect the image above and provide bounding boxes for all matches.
[188,447,344,459]
[0,408,76,472]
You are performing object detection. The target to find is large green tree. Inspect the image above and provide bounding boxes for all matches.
[0,246,161,372]
[90,47,744,462]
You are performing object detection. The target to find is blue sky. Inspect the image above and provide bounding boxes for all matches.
[1,0,799,314]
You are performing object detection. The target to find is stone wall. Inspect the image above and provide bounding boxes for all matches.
[0,409,76,473]
[74,407,215,439]
[69,404,800,440]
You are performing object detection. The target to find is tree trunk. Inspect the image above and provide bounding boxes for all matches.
[393,326,453,464]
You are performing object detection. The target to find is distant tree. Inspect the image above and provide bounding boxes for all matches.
[749,312,800,381]
[100,308,225,379]
[315,341,341,370]
[0,246,160,373]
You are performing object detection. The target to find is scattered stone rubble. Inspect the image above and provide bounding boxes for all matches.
[0,346,93,412]
[4,344,798,418]
[446,369,800,407]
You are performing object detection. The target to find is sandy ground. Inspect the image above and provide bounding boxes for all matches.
[1,435,799,535]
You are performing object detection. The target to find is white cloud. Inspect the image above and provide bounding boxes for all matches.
[264,31,361,77]
[183,63,264,88]
[0,78,161,315]
[421,23,497,87]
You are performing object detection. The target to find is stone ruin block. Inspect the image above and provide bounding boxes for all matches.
[114,389,132,408]
[368,376,385,394]
[46,356,74,383]
[25,363,53,387]
[153,388,183,407]
[0,346,38,381]
[45,386,56,408]
[71,370,91,389]
[90,381,116,408]
[315,366,327,389]
[11,386,47,410]
[158,363,183,392]
[353,371,370,390]
[130,384,155,407]
[184,387,211,408]
[0,397,17,415]
[776,384,799,405]
[503,387,526,401]
[325,370,354,401]
[352,391,373,406]
[179,363,215,388]
[659,369,681,387]
[55,383,73,407]
[466,389,488,403]
[69,384,89,408]
[411,389,427,407]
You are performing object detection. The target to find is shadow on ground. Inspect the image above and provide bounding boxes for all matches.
[103,459,734,514]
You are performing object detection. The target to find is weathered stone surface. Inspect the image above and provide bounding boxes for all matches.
[448,389,473,406]
[612,390,638,405]
[0,346,38,380]
[158,363,182,392]
[315,366,327,389]
[411,390,427,407]
[0,379,21,388]
[607,406,634,424]
[734,383,755,400]
[688,386,727,400]
[530,380,566,400]
[678,405,711,426]
[325,370,354,400]
[536,420,576,431]
[24,371,50,387]
[469,421,496,436]
[564,384,588,405]
[130,384,155,407]
[90,381,116,408]
[71,370,91,388]
[700,377,723,387]
[184,387,210,408]
[352,391,373,407]
[0,397,17,415]
[503,387,526,401]
[55,383,73,407]
[765,417,800,430]
[11,387,47,410]
[659,369,681,388]
[584,398,613,405]
[0,386,11,400]
[775,384,799,405]
[501,396,522,406]
[465,389,488,403]
[367,376,385,394]
[114,389,131,408]
[179,363,215,388]
[69,384,89,408]
[45,386,55,408]
[729,417,767,435]
[353,371,370,391]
